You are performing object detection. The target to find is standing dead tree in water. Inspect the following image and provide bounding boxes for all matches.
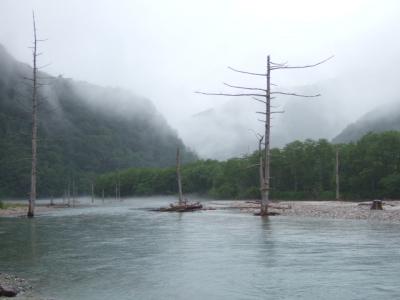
[176,147,184,205]
[196,55,332,216]
[26,12,50,217]
[336,146,340,201]
[156,147,202,212]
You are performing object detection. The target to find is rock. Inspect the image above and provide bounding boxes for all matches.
[0,284,18,297]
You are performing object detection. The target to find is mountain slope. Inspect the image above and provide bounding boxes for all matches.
[179,85,348,160]
[333,102,400,143]
[0,44,196,197]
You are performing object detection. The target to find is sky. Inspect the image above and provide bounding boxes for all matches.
[1,0,400,157]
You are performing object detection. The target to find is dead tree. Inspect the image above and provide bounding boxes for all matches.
[336,147,340,201]
[196,55,332,216]
[91,182,95,203]
[176,147,184,205]
[156,147,203,212]
[27,12,47,217]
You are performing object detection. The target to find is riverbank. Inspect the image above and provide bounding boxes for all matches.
[229,200,400,223]
[0,272,42,299]
[0,204,57,218]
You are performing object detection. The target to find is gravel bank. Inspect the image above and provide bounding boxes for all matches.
[0,273,32,299]
[0,273,55,300]
[0,206,56,218]
[230,200,400,223]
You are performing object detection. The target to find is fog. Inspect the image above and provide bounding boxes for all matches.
[1,0,400,159]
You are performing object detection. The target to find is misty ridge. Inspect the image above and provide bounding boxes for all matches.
[0,44,196,197]
[3,37,400,163]
[180,75,400,159]
[4,34,400,162]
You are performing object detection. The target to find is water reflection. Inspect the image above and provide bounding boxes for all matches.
[28,220,38,265]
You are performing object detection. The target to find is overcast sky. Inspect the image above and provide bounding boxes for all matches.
[1,0,400,140]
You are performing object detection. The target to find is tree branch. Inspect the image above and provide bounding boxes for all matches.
[37,62,52,69]
[227,66,266,76]
[195,91,266,97]
[271,56,334,70]
[271,91,320,98]
[252,97,266,104]
[271,110,285,114]
[270,61,288,66]
[223,82,266,92]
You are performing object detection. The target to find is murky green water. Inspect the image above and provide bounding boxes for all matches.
[1,197,400,299]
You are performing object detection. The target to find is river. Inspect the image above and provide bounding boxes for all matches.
[1,197,400,299]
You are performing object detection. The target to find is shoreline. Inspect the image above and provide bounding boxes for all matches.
[2,199,400,224]
[228,200,400,223]
[0,204,60,218]
[0,272,39,299]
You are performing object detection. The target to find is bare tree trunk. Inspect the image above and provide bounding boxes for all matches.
[102,189,105,203]
[176,147,184,205]
[67,182,71,206]
[260,56,271,215]
[118,178,121,201]
[72,178,76,207]
[336,147,340,201]
[258,136,264,189]
[91,183,94,203]
[115,171,121,201]
[28,13,38,218]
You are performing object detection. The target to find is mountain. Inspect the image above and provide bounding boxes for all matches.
[333,102,400,143]
[179,84,348,160]
[179,60,400,160]
[0,44,196,198]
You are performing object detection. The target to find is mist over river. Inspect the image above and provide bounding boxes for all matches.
[1,197,400,300]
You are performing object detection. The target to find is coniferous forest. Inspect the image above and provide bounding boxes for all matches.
[96,131,400,200]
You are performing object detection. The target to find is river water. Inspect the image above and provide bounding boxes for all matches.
[1,197,400,299]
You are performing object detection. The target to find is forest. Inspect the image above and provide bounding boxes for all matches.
[0,45,196,198]
[96,131,400,200]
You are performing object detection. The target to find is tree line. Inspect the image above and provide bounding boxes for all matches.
[95,131,400,200]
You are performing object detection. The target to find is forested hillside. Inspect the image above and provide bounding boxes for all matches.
[0,45,196,198]
[96,131,400,200]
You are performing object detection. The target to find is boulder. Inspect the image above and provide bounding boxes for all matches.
[0,284,18,297]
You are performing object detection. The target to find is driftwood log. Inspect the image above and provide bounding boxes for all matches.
[156,202,203,212]
[254,211,280,216]
[371,200,383,210]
